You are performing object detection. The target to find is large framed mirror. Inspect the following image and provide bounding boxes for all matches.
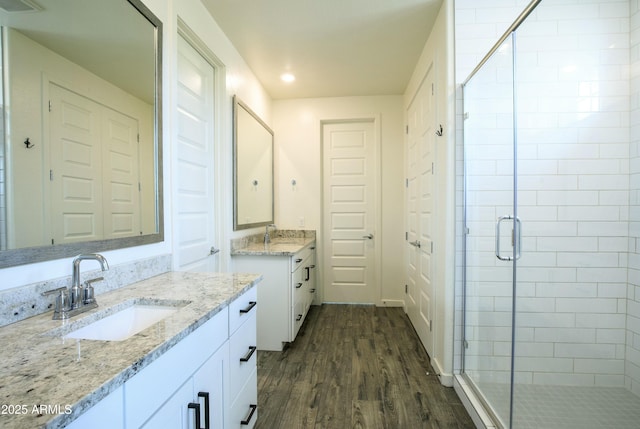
[0,0,163,268]
[233,95,274,230]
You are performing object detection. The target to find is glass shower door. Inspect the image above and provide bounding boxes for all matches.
[462,34,516,428]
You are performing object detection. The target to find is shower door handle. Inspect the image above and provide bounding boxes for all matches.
[495,215,521,261]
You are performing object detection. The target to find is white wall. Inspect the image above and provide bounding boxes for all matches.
[272,96,405,305]
[0,0,270,291]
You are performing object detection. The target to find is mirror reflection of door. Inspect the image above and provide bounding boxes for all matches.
[174,35,218,272]
[48,83,143,245]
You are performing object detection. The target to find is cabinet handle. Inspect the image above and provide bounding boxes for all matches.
[304,267,310,281]
[240,345,257,362]
[296,314,303,321]
[188,402,202,429]
[239,301,257,314]
[295,258,303,263]
[310,288,316,293]
[241,404,258,425]
[310,264,316,269]
[198,392,210,429]
[295,282,303,289]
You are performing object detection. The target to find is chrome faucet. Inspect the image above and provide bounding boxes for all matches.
[264,224,277,244]
[71,253,109,311]
[43,253,109,320]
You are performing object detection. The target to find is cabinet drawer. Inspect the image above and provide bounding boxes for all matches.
[292,266,305,302]
[292,299,305,339]
[229,311,257,401]
[229,285,258,334]
[228,369,258,429]
[291,246,312,272]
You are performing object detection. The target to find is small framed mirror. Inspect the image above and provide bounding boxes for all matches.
[233,95,274,230]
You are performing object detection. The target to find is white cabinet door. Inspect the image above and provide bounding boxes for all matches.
[192,343,229,429]
[140,380,192,429]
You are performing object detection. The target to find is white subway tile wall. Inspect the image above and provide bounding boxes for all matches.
[629,0,640,399]
[456,0,640,398]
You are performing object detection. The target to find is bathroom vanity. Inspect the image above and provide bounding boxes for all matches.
[0,272,261,429]
[232,230,316,351]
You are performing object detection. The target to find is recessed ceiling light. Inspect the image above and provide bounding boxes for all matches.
[281,73,295,83]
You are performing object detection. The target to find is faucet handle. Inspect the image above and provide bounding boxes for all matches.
[42,287,70,320]
[83,277,103,305]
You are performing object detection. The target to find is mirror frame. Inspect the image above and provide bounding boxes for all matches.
[233,95,274,231]
[0,0,163,269]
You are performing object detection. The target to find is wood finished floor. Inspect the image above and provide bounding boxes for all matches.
[255,305,475,429]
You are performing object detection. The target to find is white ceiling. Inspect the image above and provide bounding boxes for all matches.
[202,0,443,100]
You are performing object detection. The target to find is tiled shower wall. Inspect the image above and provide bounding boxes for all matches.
[456,0,639,390]
[628,0,640,397]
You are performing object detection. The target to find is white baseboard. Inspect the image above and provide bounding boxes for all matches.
[377,299,404,307]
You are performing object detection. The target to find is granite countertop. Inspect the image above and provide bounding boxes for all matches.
[0,271,262,429]
[231,229,316,256]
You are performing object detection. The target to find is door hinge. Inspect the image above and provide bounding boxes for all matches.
[430,320,433,332]
[464,112,469,120]
[137,133,140,143]
[431,83,434,95]
[405,284,408,294]
[51,238,54,245]
[464,340,469,349]
[431,162,434,175]
[48,100,52,112]
[405,178,409,188]
[138,182,141,191]
[405,231,408,240]
[405,125,409,134]
[49,170,53,181]
[431,242,434,253]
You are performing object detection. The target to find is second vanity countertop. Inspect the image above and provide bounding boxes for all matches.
[0,271,262,429]
[231,229,316,256]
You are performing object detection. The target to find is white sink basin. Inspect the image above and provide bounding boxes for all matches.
[64,304,180,342]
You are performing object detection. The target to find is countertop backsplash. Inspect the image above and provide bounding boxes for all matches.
[231,229,316,252]
[0,254,171,327]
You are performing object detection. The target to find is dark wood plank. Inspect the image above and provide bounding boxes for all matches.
[255,305,475,429]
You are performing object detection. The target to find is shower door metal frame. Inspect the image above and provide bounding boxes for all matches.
[460,1,541,428]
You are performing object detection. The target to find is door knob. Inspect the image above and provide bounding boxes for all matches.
[210,246,220,255]
[363,234,374,239]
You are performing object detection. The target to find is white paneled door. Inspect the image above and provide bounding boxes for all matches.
[406,66,436,357]
[49,84,103,244]
[322,120,378,303]
[49,83,141,245]
[175,36,218,272]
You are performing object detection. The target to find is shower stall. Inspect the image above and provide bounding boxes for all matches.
[458,0,640,427]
